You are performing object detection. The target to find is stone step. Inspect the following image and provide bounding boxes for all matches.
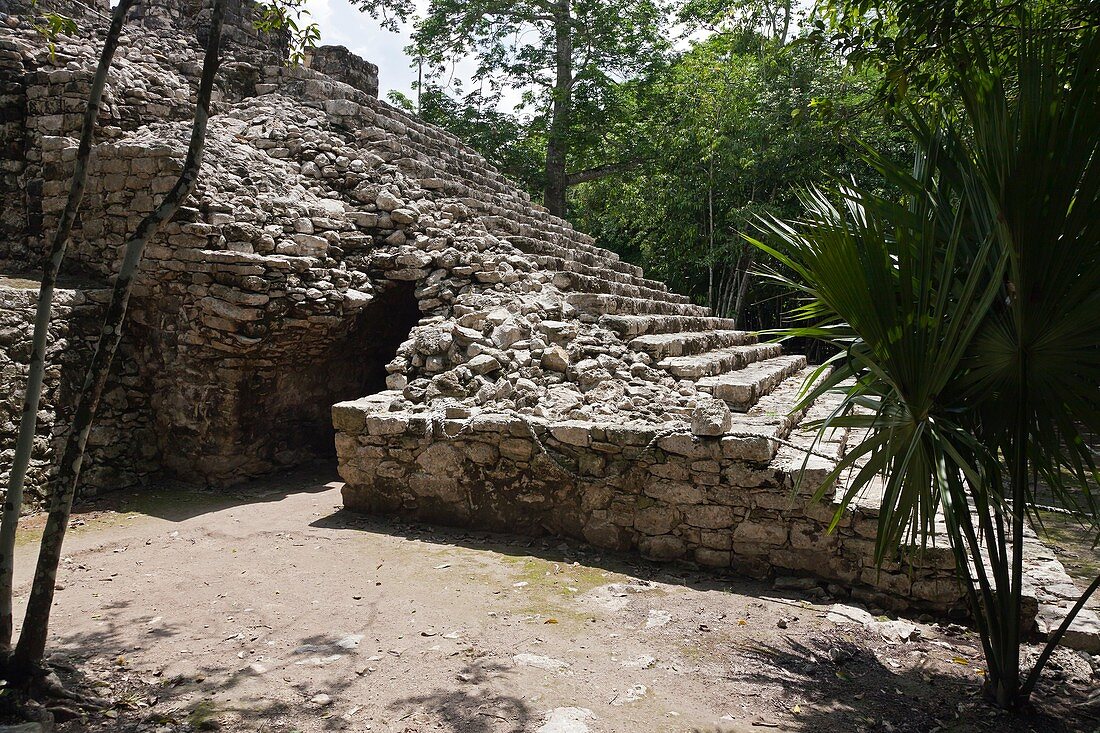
[553,270,692,305]
[657,343,780,379]
[748,365,823,436]
[565,292,711,318]
[697,354,809,411]
[507,235,645,278]
[629,330,756,360]
[600,314,741,338]
[535,255,671,294]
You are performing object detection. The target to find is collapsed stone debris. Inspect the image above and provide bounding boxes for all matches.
[0,0,1095,650]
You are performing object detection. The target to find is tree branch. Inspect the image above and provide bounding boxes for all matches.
[566,159,644,186]
[11,0,227,673]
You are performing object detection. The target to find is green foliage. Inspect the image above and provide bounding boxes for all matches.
[352,0,674,212]
[751,11,1099,708]
[356,0,672,92]
[571,27,907,330]
[679,0,798,40]
[806,0,1100,104]
[30,0,78,62]
[254,0,320,66]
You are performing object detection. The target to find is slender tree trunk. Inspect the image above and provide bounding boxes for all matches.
[543,0,572,218]
[779,0,792,45]
[706,157,714,310]
[732,250,754,328]
[0,0,135,653]
[10,0,226,674]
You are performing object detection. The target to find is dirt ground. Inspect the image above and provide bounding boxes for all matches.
[7,465,1098,733]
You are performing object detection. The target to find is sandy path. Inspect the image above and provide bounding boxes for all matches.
[10,467,1096,733]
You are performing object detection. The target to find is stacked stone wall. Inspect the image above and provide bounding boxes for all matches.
[334,397,965,614]
[0,280,158,502]
[130,0,286,65]
[0,33,26,254]
[0,0,248,271]
[307,46,377,99]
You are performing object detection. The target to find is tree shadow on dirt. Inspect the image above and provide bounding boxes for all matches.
[46,610,386,731]
[386,660,533,733]
[42,598,182,660]
[696,631,1099,733]
[44,597,534,732]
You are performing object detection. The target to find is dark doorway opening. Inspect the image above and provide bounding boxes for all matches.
[260,281,421,463]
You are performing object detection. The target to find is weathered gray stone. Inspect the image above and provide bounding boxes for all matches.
[691,398,733,436]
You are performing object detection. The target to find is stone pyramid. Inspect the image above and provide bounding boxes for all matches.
[0,0,1094,649]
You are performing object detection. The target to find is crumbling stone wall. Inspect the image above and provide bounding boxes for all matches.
[0,33,26,253]
[333,394,964,615]
[129,0,286,64]
[0,280,157,501]
[307,45,378,99]
[0,4,1093,650]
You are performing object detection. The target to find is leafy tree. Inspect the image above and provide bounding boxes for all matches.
[808,0,1100,103]
[253,0,320,65]
[752,12,1099,709]
[571,26,906,330]
[0,0,229,687]
[351,0,673,216]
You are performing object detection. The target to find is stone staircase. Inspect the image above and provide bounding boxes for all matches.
[327,89,1100,650]
[2,0,1092,651]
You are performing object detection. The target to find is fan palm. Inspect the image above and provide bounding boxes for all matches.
[749,19,1099,709]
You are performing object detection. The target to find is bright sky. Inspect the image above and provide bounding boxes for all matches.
[306,0,462,102]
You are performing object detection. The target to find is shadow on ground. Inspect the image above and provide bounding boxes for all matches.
[49,604,533,732]
[70,461,342,524]
[310,505,770,600]
[690,632,1099,733]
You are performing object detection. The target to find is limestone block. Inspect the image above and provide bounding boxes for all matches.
[365,414,409,436]
[467,353,501,375]
[682,505,735,530]
[549,421,590,447]
[199,297,262,322]
[731,520,788,552]
[700,530,733,550]
[656,433,714,459]
[491,319,525,349]
[643,479,705,505]
[720,434,777,462]
[634,505,678,535]
[466,441,499,465]
[583,512,630,550]
[376,190,402,211]
[691,398,732,436]
[911,577,965,606]
[499,438,534,462]
[390,208,417,225]
[541,344,570,372]
[639,534,687,561]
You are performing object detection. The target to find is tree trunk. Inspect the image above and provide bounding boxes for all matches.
[10,0,227,674]
[0,0,135,653]
[543,0,572,218]
[706,158,714,310]
[732,250,754,328]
